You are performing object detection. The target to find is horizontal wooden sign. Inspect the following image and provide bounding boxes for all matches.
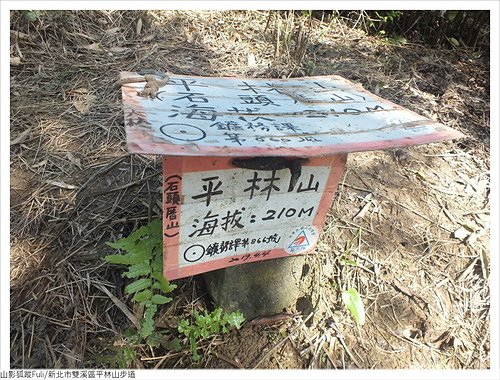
[120,72,464,157]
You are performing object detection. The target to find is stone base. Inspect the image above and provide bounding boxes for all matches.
[202,256,305,321]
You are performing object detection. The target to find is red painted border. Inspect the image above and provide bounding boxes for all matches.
[163,154,347,280]
[128,127,464,157]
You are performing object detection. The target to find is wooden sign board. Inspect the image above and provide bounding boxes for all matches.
[120,72,465,280]
[120,72,464,157]
[162,154,346,280]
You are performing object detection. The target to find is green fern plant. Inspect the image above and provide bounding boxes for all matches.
[178,308,245,361]
[105,219,176,339]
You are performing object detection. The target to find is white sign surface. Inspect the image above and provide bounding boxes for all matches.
[178,165,329,267]
[121,72,464,157]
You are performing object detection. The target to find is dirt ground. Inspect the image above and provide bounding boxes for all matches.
[9,10,490,369]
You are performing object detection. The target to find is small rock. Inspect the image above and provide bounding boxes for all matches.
[452,226,471,240]
[392,148,412,165]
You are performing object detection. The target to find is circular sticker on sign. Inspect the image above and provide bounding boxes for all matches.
[284,226,319,255]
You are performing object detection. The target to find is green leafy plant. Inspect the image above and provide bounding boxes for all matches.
[22,10,41,22]
[105,220,176,339]
[178,308,245,361]
[369,10,403,34]
[375,10,403,25]
[116,346,137,368]
[339,254,357,266]
[341,288,365,326]
[386,35,408,46]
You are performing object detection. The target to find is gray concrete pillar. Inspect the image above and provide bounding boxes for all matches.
[202,255,305,320]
